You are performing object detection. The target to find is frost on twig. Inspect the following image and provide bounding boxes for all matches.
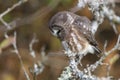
[58,67,74,80]
[58,54,113,80]
[30,61,44,80]
[76,0,120,34]
[89,0,120,34]
[29,34,39,58]
[58,46,118,80]
[29,43,46,79]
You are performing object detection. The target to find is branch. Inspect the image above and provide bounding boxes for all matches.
[71,0,120,34]
[0,0,61,37]
[0,0,28,30]
[11,32,31,80]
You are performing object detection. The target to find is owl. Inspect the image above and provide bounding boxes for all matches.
[49,11,101,56]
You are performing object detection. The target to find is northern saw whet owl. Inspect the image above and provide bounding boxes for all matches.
[49,11,101,56]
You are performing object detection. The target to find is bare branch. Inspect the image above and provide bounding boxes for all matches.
[29,34,38,58]
[72,0,120,34]
[0,0,27,18]
[11,32,31,80]
[0,0,27,29]
[0,0,61,37]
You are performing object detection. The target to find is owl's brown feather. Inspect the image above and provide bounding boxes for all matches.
[72,15,101,53]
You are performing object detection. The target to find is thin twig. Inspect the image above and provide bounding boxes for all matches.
[0,0,27,29]
[29,34,38,58]
[12,32,31,80]
[110,22,118,34]
[0,0,27,18]
[107,35,120,55]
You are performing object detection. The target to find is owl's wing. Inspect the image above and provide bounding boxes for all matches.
[73,16,101,53]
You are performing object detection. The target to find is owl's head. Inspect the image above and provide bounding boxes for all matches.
[49,11,75,40]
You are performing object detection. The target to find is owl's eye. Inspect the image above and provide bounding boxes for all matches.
[51,25,62,37]
[57,29,62,38]
[51,25,65,40]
